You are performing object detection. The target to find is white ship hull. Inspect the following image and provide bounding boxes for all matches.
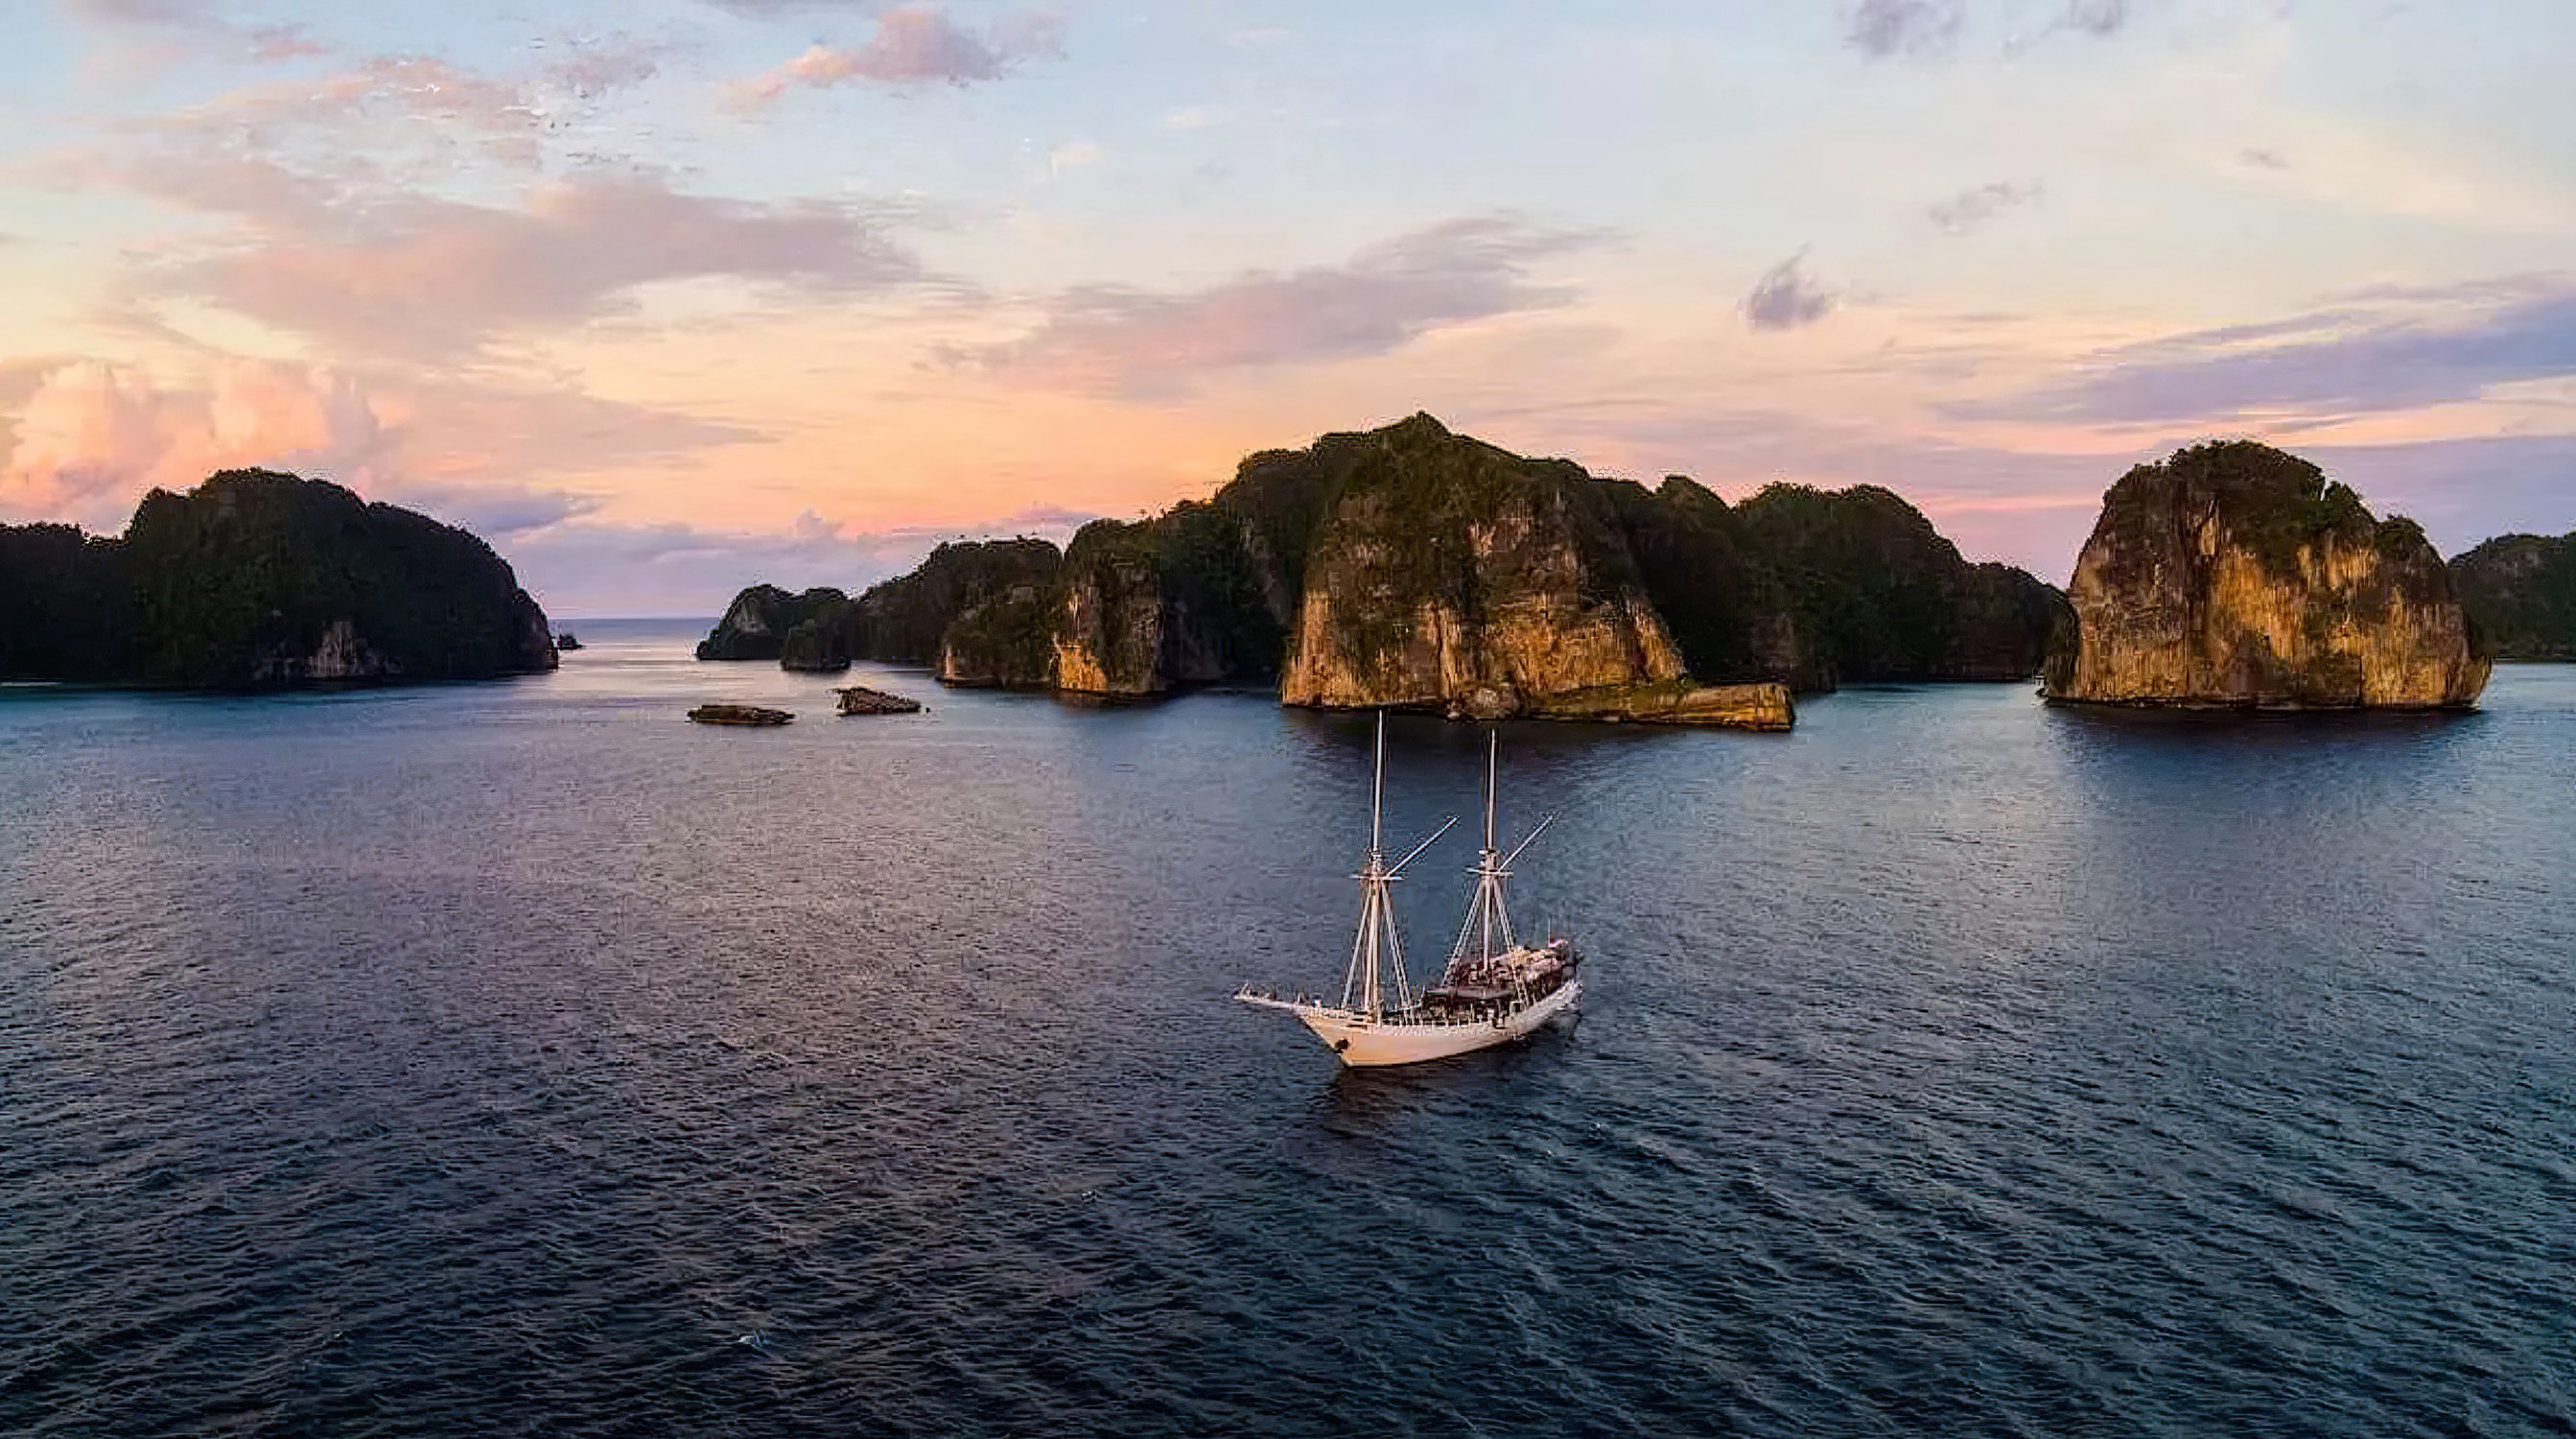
[1240,719,1585,1072]
[1242,979,1581,1068]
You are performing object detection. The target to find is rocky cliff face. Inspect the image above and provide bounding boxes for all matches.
[1002,489,1292,697]
[695,584,848,663]
[937,581,1061,688]
[697,414,2067,730]
[250,618,396,683]
[2451,531,2576,660]
[2045,441,2490,709]
[1051,526,1163,696]
[2,471,556,688]
[1279,416,1687,716]
[845,538,1064,666]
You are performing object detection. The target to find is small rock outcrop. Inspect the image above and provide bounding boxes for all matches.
[2045,441,2491,709]
[0,470,555,688]
[688,703,793,725]
[834,684,923,715]
[2451,531,2576,661]
[1523,679,1796,731]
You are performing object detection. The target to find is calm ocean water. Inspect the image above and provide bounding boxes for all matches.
[3,619,2570,1436]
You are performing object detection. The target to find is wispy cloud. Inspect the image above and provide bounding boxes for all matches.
[2309,433,2576,554]
[953,217,1612,396]
[2060,0,2134,38]
[393,482,604,539]
[738,5,1064,104]
[82,48,663,204]
[1845,0,1963,59]
[1048,138,1104,174]
[1852,0,2143,60]
[1928,180,2043,232]
[59,0,323,62]
[131,175,923,358]
[695,0,865,12]
[1743,252,1838,332]
[1955,276,2576,424]
[33,38,855,357]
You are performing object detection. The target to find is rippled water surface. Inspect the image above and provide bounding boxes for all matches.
[4,623,2572,1436]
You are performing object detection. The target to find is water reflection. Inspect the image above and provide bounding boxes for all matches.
[3,637,2570,1437]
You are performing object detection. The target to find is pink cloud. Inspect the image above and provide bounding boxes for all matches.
[109,150,341,226]
[739,5,1064,104]
[148,175,920,357]
[51,52,767,361]
[82,48,667,209]
[0,359,386,527]
[135,56,552,180]
[953,217,1611,397]
[0,354,758,533]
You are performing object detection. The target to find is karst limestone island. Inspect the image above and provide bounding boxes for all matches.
[2449,530,2576,662]
[2043,441,2493,710]
[700,413,2073,731]
[0,470,555,688]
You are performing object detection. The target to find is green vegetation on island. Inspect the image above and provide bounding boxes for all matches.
[1732,483,2065,685]
[2450,531,2576,661]
[693,583,849,665]
[839,538,1065,680]
[696,413,2071,729]
[2044,440,2489,709]
[1,470,556,689]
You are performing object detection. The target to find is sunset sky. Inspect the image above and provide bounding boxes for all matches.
[3,0,2571,615]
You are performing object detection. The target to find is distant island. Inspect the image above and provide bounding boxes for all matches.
[2044,441,2490,710]
[700,413,2072,731]
[2450,531,2576,661]
[0,470,556,689]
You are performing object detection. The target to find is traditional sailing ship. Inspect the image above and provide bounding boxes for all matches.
[1237,715,1583,1067]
